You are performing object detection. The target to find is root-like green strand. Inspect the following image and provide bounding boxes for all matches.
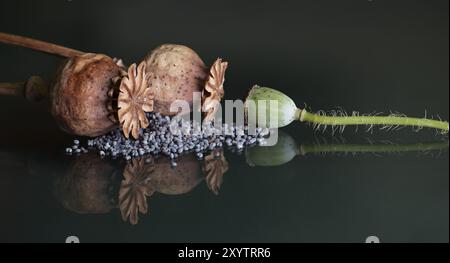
[299,109,449,134]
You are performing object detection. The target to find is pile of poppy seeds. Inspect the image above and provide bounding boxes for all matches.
[66,113,269,164]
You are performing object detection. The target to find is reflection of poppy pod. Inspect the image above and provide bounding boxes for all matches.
[119,157,155,225]
[118,155,201,225]
[245,131,298,167]
[202,150,229,195]
[148,154,202,195]
[53,153,119,214]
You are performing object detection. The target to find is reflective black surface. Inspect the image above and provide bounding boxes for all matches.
[0,0,448,242]
[0,130,448,242]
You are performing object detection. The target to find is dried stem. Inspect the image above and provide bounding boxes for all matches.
[0,32,84,57]
[0,76,48,102]
[0,81,24,96]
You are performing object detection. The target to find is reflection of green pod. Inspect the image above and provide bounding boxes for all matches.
[246,131,298,167]
[246,131,449,167]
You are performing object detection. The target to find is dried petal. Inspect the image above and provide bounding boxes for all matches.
[113,57,126,69]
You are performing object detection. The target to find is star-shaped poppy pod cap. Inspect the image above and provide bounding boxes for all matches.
[117,62,154,139]
[202,58,228,122]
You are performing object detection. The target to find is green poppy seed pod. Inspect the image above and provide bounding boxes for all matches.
[245,85,300,128]
[245,131,299,167]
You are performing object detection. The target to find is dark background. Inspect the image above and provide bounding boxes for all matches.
[0,0,448,243]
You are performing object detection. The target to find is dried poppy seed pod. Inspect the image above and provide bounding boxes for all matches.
[1,33,231,139]
[112,44,228,139]
[50,53,122,137]
[143,44,209,116]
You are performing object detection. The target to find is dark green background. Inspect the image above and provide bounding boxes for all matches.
[0,0,448,242]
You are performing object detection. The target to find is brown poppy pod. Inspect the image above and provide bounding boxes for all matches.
[0,33,230,139]
[50,53,121,137]
[143,44,209,116]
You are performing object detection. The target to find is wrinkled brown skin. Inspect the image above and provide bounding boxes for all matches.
[50,53,120,137]
[148,155,202,195]
[53,153,119,214]
[144,44,208,116]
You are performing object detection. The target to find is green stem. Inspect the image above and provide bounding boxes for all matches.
[299,109,449,133]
